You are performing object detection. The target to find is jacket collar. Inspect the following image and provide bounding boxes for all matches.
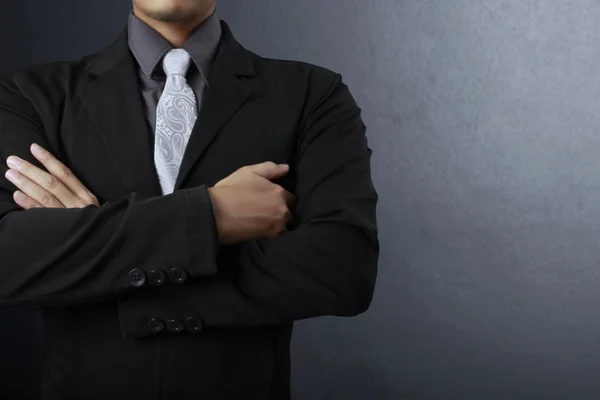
[127,10,222,83]
[80,21,258,195]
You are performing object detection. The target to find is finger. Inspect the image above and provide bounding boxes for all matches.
[280,189,296,224]
[245,162,290,181]
[13,190,43,210]
[4,169,65,208]
[7,155,80,207]
[30,144,98,205]
[281,188,296,208]
[282,210,294,233]
[285,211,294,224]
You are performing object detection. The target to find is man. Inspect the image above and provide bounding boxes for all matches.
[0,0,378,398]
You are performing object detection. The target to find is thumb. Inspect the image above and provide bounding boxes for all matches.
[246,162,290,180]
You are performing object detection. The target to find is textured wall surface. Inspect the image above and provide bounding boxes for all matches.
[3,1,600,399]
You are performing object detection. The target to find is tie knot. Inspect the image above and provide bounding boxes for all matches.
[162,49,192,77]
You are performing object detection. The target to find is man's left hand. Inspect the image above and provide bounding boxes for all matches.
[4,143,100,209]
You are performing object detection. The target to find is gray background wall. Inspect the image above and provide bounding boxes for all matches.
[2,1,600,399]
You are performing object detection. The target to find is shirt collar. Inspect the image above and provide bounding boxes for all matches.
[127,9,222,82]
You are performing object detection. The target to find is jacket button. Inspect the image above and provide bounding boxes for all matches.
[148,269,166,286]
[148,318,165,333]
[129,269,146,287]
[168,268,187,284]
[184,316,203,333]
[167,319,184,333]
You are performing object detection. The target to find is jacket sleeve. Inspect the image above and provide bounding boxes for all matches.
[118,71,379,338]
[0,78,220,309]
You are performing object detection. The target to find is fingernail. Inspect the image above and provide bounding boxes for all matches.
[14,191,25,201]
[6,156,21,168]
[31,143,44,156]
[5,169,18,181]
[279,164,289,170]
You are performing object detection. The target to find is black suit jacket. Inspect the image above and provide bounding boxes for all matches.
[0,21,378,400]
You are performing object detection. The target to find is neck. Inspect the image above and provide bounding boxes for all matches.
[132,5,216,47]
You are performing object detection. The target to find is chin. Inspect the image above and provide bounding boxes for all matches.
[134,0,212,23]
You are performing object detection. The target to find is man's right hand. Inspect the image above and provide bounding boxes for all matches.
[208,162,296,245]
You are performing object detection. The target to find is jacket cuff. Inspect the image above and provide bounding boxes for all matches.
[183,185,220,278]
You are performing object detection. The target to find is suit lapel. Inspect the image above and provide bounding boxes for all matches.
[78,30,161,196]
[174,22,258,190]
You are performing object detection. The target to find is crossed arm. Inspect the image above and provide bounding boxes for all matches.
[0,72,379,337]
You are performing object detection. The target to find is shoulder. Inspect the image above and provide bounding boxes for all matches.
[0,54,95,129]
[249,51,358,118]
[0,55,92,102]
[251,51,342,92]
[245,52,363,145]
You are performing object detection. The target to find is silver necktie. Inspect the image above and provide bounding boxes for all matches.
[154,48,198,194]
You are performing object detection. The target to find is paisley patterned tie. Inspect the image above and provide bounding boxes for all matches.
[154,48,198,194]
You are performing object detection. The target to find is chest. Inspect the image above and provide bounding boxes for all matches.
[57,93,301,203]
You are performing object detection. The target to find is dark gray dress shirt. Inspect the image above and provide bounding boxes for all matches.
[127,10,222,134]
